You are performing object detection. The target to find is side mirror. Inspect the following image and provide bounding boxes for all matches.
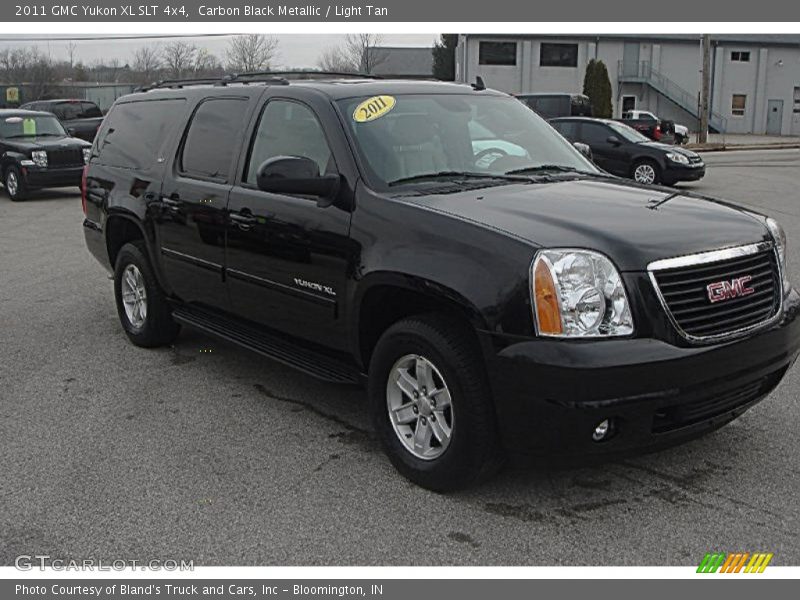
[256,156,340,207]
[606,135,621,146]
[67,127,76,136]
[573,142,593,160]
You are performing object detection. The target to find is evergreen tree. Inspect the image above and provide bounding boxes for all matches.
[432,34,458,81]
[582,59,613,118]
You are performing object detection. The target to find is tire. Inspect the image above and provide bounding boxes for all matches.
[631,159,661,185]
[113,241,180,348]
[368,314,504,492]
[4,166,27,201]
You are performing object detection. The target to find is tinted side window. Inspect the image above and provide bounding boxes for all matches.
[181,98,247,180]
[95,99,187,169]
[552,120,578,140]
[580,122,612,145]
[245,100,334,184]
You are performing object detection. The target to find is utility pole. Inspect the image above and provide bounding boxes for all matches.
[699,34,711,144]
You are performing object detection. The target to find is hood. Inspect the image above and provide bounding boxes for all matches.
[402,178,769,271]
[3,136,91,151]
[640,141,701,159]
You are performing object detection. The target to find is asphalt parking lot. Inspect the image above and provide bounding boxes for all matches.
[1,148,799,566]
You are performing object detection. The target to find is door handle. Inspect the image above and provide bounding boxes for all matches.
[229,212,258,227]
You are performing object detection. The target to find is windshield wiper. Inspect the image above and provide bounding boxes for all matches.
[506,164,616,179]
[387,171,526,187]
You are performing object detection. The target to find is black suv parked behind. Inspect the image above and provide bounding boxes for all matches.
[551,116,705,185]
[1,109,92,201]
[83,74,799,490]
[20,99,105,142]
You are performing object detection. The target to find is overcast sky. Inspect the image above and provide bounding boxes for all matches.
[0,34,440,68]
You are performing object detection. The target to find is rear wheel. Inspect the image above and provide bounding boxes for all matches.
[368,314,503,491]
[4,166,27,201]
[113,241,180,347]
[632,159,661,185]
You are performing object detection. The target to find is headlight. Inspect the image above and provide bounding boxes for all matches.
[82,148,92,164]
[665,152,689,164]
[532,249,634,337]
[766,217,790,295]
[31,150,48,168]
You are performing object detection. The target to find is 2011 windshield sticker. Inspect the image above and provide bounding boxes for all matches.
[353,96,396,123]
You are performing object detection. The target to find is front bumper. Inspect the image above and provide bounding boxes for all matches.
[21,165,84,188]
[664,162,706,183]
[480,289,800,457]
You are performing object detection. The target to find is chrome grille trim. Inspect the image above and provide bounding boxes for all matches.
[648,242,783,343]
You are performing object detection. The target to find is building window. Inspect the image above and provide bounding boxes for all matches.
[794,87,800,114]
[478,41,517,66]
[540,43,579,67]
[731,94,747,117]
[731,51,751,62]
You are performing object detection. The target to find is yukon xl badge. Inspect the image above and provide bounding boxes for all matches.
[294,278,336,297]
[707,276,755,303]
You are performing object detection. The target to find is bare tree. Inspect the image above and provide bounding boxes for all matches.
[317,46,358,72]
[132,45,162,84]
[345,34,387,73]
[224,35,278,73]
[317,34,387,74]
[65,41,78,69]
[193,48,223,77]
[161,40,197,79]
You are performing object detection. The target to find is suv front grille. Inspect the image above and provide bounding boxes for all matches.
[650,244,781,340]
[47,148,84,168]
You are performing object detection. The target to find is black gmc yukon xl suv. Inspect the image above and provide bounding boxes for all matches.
[82,75,800,491]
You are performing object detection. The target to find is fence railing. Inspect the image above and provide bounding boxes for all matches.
[617,60,727,134]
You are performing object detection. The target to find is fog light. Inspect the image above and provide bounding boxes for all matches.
[592,419,611,442]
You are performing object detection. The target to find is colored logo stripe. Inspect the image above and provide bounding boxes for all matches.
[697,552,773,573]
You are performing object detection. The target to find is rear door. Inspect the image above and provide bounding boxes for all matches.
[156,94,253,309]
[224,93,353,350]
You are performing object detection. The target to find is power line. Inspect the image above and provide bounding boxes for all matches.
[0,34,240,42]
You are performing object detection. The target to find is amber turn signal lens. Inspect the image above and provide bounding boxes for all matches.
[534,257,563,335]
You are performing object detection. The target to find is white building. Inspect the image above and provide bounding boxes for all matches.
[455,34,800,135]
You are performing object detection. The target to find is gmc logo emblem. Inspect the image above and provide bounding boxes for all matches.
[707,276,755,303]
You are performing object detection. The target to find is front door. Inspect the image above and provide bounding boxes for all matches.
[579,121,628,175]
[225,96,353,350]
[156,95,252,309]
[622,95,637,114]
[766,99,783,136]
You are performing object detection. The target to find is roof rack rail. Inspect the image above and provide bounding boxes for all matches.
[231,70,382,81]
[136,70,382,92]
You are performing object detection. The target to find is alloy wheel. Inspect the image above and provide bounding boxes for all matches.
[386,354,454,460]
[120,264,148,329]
[634,163,656,184]
[6,171,18,196]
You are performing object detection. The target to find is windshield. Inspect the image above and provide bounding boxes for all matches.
[0,115,67,138]
[607,121,651,143]
[337,94,598,191]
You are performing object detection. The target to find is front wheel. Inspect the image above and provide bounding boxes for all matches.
[4,166,27,201]
[632,159,661,185]
[113,241,180,348]
[368,315,503,491]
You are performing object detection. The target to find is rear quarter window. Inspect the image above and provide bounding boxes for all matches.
[94,98,187,170]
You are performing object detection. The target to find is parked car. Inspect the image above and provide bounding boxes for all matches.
[551,117,705,185]
[516,93,593,119]
[83,76,797,491]
[619,109,690,144]
[21,99,104,142]
[0,109,91,201]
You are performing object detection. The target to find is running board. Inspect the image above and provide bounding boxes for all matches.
[171,306,363,385]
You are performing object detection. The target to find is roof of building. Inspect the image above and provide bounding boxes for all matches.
[363,47,434,77]
[464,34,800,46]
